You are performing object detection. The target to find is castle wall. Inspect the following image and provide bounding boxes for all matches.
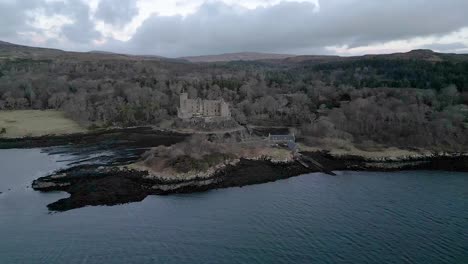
[177,93,231,119]
[203,100,221,116]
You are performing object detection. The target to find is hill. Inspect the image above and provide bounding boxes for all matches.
[0,41,178,63]
[283,49,468,64]
[0,41,467,150]
[181,52,294,62]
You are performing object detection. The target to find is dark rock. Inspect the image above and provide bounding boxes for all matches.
[32,152,468,212]
[47,175,150,211]
[0,127,187,149]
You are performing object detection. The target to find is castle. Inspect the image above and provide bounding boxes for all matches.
[177,93,231,120]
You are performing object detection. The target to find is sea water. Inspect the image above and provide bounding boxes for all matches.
[0,149,467,264]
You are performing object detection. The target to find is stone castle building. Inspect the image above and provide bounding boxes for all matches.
[177,93,231,120]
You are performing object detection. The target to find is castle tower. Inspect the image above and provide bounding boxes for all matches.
[220,100,231,118]
[180,92,188,107]
[178,93,192,119]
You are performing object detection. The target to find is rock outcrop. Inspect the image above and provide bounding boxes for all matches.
[32,151,468,211]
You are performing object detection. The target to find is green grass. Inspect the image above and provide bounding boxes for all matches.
[0,110,86,138]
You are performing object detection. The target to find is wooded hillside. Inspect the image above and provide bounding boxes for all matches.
[1,42,467,150]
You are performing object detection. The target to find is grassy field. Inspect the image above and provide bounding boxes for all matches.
[0,110,86,138]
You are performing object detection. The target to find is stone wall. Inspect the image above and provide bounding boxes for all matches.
[177,93,231,119]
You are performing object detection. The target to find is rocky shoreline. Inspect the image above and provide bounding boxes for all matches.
[4,127,466,212]
[32,151,468,212]
[0,127,188,149]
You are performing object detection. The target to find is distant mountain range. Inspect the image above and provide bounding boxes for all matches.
[179,52,294,62]
[1,40,468,63]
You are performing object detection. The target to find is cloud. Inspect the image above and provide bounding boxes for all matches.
[95,0,139,26]
[127,1,319,56]
[1,0,468,56]
[0,0,43,39]
[321,0,468,48]
[0,0,100,46]
[421,42,468,53]
[118,0,468,57]
[48,1,101,44]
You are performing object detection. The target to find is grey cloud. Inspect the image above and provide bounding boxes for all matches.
[420,42,468,52]
[47,1,101,44]
[0,0,100,46]
[128,2,318,56]
[320,0,468,48]
[122,0,468,57]
[2,0,468,56]
[0,0,44,39]
[95,0,138,26]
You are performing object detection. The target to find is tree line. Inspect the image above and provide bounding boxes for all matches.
[0,54,467,150]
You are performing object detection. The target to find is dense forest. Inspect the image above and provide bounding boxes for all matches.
[0,43,467,150]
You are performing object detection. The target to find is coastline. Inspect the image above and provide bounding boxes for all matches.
[3,127,467,211]
[31,150,468,211]
[0,127,188,149]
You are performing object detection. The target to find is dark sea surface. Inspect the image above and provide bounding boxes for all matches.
[0,149,467,264]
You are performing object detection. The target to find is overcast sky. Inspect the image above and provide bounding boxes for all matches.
[1,0,468,57]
